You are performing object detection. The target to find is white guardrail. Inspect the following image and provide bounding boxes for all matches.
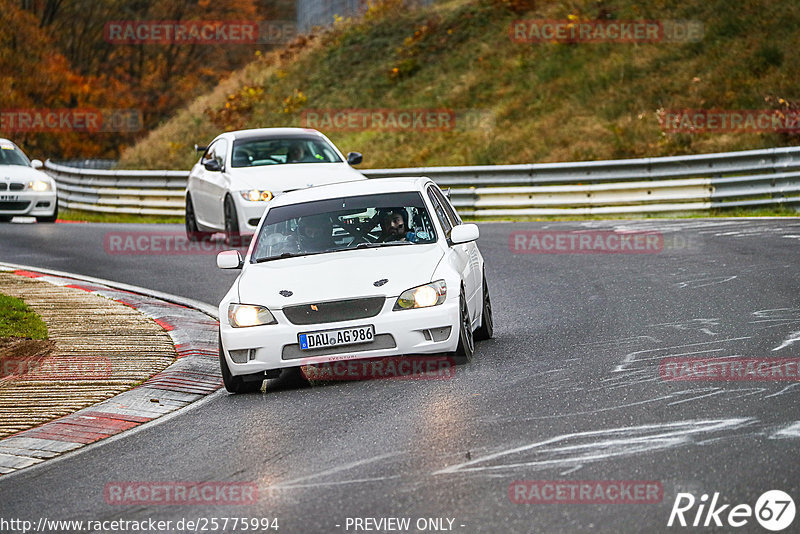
[44,146,800,217]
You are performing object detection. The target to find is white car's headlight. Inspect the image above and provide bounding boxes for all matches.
[240,190,273,202]
[27,180,52,192]
[394,280,447,310]
[228,304,277,327]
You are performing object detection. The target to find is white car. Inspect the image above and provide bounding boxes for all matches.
[216,177,493,393]
[0,139,58,223]
[185,127,365,243]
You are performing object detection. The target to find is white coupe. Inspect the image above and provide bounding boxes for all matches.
[185,127,365,243]
[216,177,493,393]
[0,139,58,223]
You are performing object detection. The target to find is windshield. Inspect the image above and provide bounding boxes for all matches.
[251,192,438,262]
[0,142,31,167]
[231,136,342,168]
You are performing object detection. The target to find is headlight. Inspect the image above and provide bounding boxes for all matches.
[27,180,52,192]
[394,280,447,310]
[240,190,273,202]
[228,304,277,327]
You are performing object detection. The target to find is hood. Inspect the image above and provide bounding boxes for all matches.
[237,244,444,308]
[229,163,365,192]
[0,165,51,183]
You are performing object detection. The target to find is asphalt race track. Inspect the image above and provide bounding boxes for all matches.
[1,218,799,533]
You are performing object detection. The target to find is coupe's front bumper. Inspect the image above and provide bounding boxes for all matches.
[219,297,461,376]
[0,190,57,218]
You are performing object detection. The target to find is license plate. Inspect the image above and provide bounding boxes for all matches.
[298,325,375,351]
[0,195,18,201]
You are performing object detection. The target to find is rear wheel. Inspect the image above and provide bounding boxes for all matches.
[36,200,58,223]
[219,335,263,394]
[223,195,241,246]
[185,195,212,241]
[452,288,475,365]
[0,216,11,223]
[474,273,493,341]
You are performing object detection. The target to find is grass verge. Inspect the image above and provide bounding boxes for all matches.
[0,293,48,340]
[58,209,184,224]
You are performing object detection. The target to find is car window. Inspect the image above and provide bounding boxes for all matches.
[427,186,453,237]
[203,139,227,169]
[0,142,31,167]
[231,137,342,168]
[430,186,461,227]
[251,192,437,262]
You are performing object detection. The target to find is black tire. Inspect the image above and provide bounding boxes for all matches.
[474,272,494,341]
[223,195,241,246]
[36,200,58,223]
[219,335,263,394]
[185,195,212,242]
[452,288,475,365]
[0,216,11,223]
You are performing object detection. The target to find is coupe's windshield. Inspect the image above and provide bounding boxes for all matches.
[0,142,31,167]
[231,136,342,168]
[251,192,437,262]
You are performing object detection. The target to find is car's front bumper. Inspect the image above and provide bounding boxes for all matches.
[219,297,460,375]
[0,190,57,218]
[232,194,268,235]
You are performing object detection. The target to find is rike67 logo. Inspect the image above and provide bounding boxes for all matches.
[668,490,795,531]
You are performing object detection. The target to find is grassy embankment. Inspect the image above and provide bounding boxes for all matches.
[106,0,799,221]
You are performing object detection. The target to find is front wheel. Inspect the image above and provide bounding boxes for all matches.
[474,273,493,341]
[219,335,263,394]
[451,288,475,365]
[223,195,241,246]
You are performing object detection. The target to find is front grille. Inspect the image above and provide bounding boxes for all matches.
[283,297,385,325]
[9,183,24,191]
[0,201,30,211]
[281,334,396,360]
[0,183,7,191]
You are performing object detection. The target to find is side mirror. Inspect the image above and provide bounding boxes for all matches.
[203,159,222,172]
[194,144,207,153]
[347,152,363,165]
[442,187,452,199]
[31,159,44,169]
[450,223,479,245]
[217,250,243,269]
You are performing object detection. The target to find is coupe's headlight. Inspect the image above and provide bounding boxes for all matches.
[27,180,52,192]
[228,304,277,327]
[240,190,273,202]
[394,280,447,310]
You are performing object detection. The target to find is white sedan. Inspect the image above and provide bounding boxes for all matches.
[216,177,493,393]
[185,127,365,243]
[0,139,58,223]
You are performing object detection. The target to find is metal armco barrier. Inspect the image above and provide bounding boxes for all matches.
[45,146,800,217]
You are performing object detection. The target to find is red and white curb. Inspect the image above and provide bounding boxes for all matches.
[0,268,221,475]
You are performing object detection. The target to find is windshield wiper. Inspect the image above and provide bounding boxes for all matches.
[253,252,302,263]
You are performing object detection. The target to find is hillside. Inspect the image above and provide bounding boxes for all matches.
[117,0,800,170]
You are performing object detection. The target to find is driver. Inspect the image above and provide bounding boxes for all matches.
[287,142,314,163]
[296,214,334,252]
[377,208,409,242]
